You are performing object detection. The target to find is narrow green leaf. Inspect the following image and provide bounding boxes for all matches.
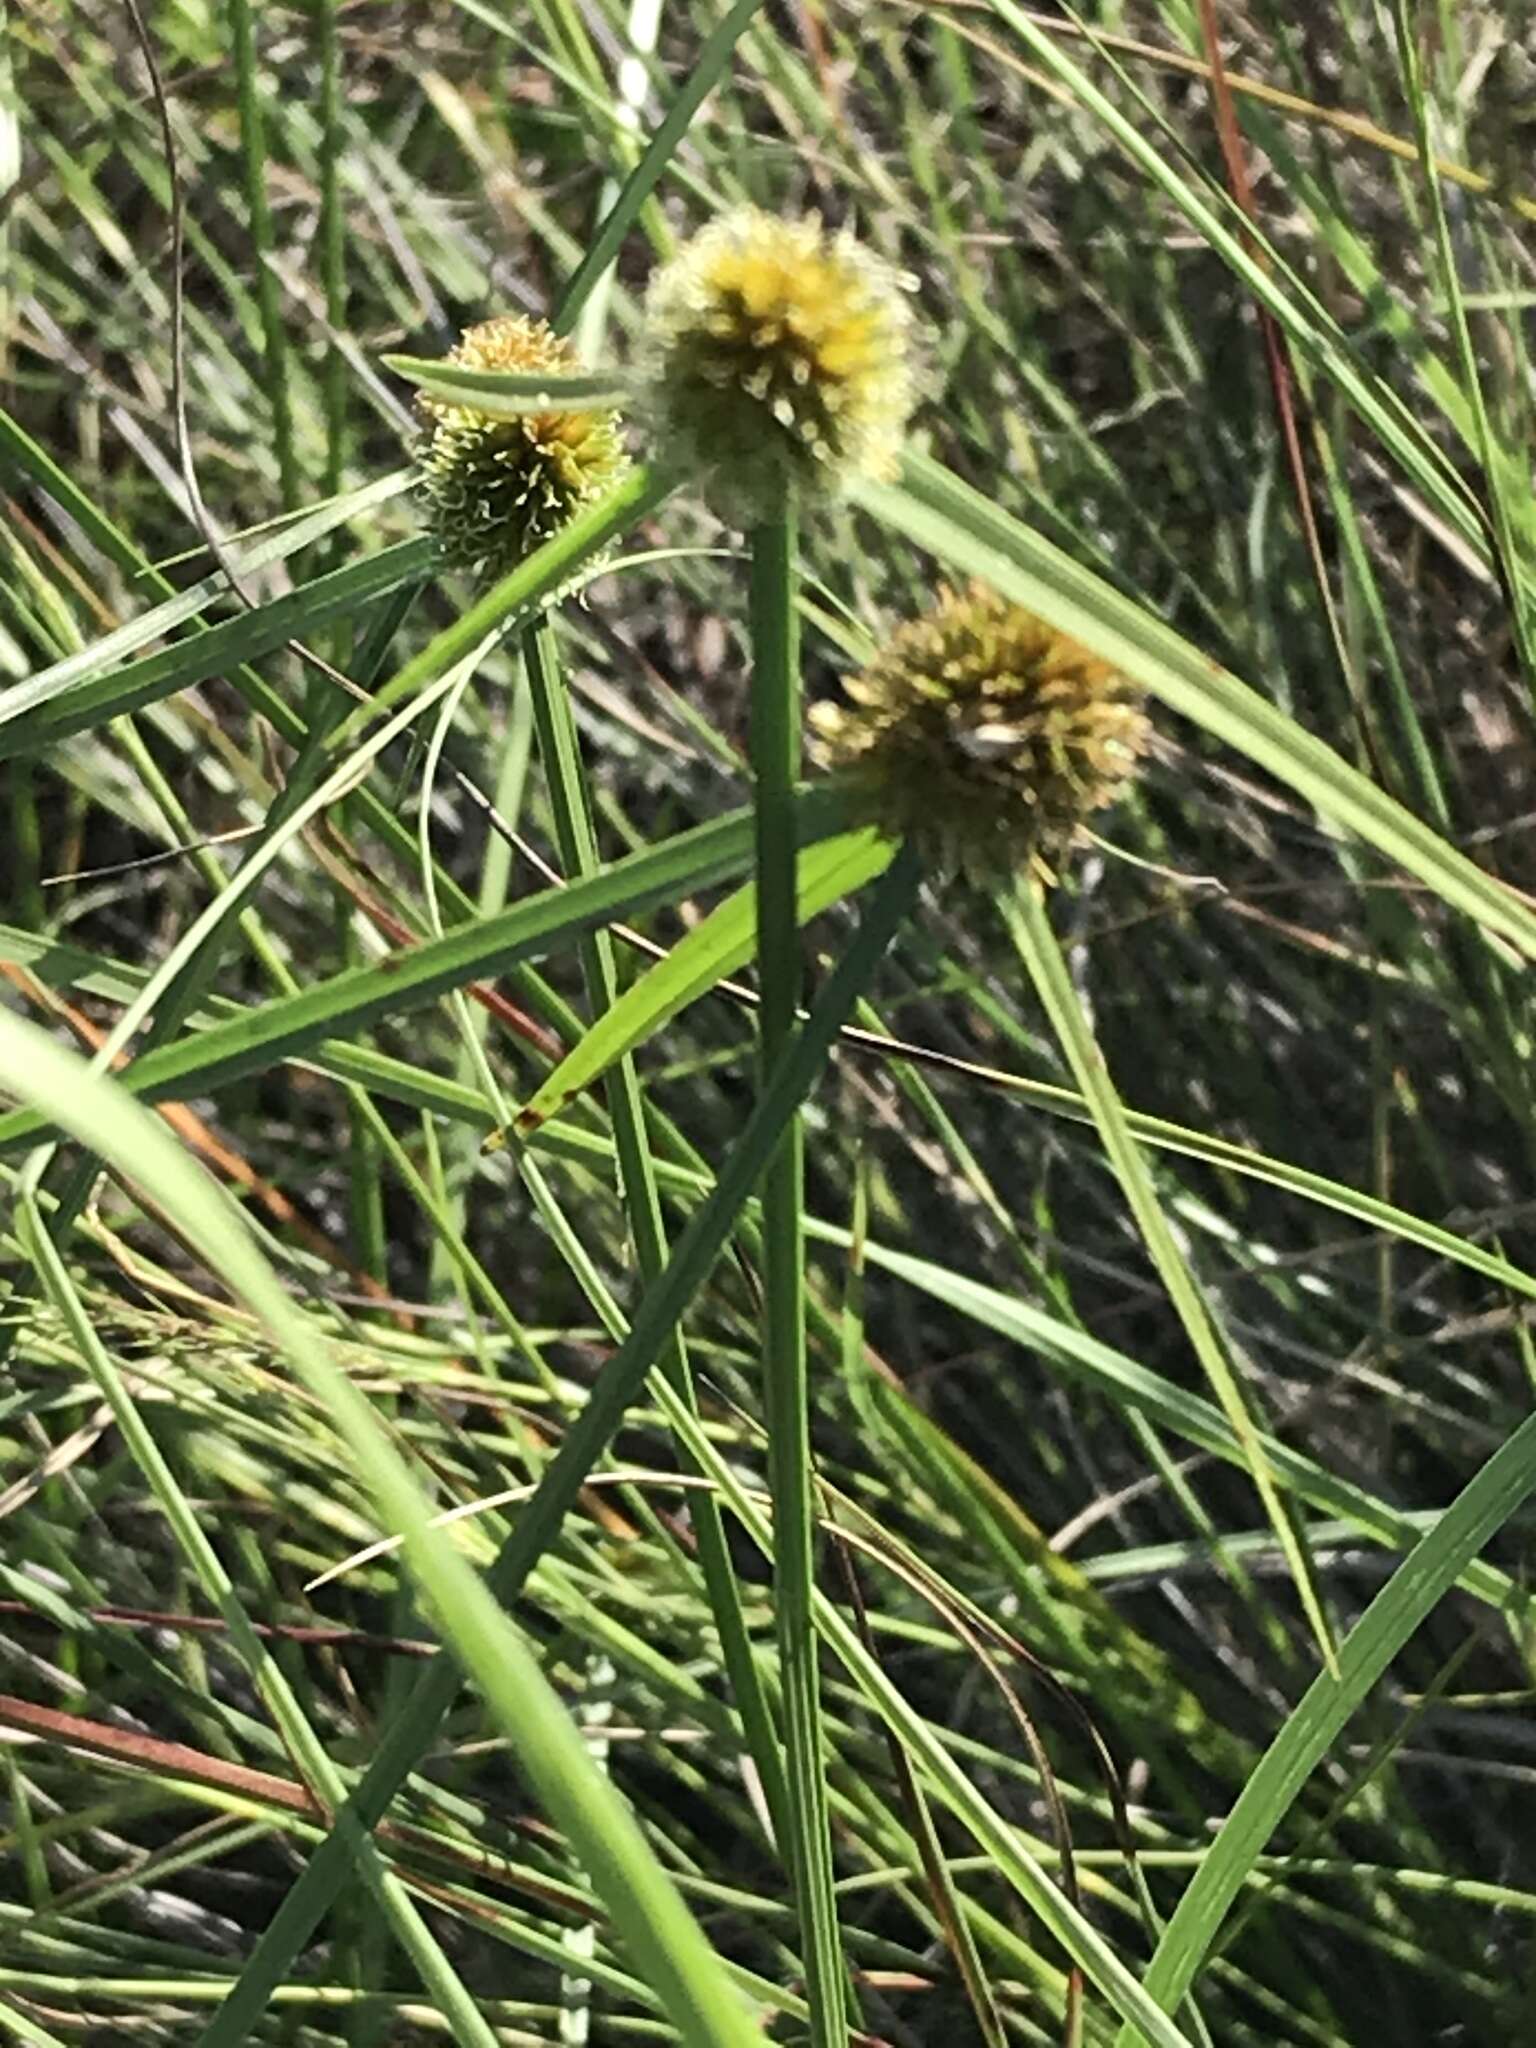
[383,355,635,416]
[6,913,1533,1314]
[0,470,412,728]
[1113,1404,1536,2044]
[516,826,895,1132]
[979,0,1486,555]
[227,0,298,503]
[0,540,434,759]
[1388,0,1536,685]
[837,1232,1526,1618]
[0,794,856,1148]
[0,1010,765,2048]
[633,1359,1200,2048]
[0,1997,73,2048]
[1007,881,1340,1675]
[551,0,765,332]
[0,408,154,585]
[332,463,675,735]
[520,613,792,1859]
[186,848,922,2048]
[11,1179,502,2048]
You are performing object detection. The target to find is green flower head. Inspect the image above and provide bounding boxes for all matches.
[642,207,916,522]
[812,584,1150,882]
[416,315,627,580]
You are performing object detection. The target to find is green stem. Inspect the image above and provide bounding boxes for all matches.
[748,501,847,2047]
[523,615,792,1846]
[317,0,346,507]
[228,0,299,506]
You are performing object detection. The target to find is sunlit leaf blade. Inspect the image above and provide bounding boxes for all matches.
[0,466,413,726]
[7,911,1533,1310]
[515,825,894,1132]
[383,355,635,416]
[0,540,434,757]
[181,849,925,2048]
[837,1232,1523,1616]
[980,0,1490,560]
[1008,881,1340,1675]
[0,1009,764,2048]
[550,0,765,330]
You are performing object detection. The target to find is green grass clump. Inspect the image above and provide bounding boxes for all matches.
[3,5,1536,2047]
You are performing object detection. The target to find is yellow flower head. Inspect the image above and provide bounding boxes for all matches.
[416,315,627,580]
[811,584,1150,882]
[642,207,915,521]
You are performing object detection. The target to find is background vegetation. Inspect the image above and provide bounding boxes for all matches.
[3,1,1536,2043]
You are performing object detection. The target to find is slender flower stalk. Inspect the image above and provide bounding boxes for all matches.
[641,207,924,2040]
[748,488,849,2048]
[522,615,793,1854]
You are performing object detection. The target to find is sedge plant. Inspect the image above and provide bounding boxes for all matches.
[12,14,1536,2048]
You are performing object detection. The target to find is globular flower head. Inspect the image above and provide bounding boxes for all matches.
[642,207,916,522]
[811,584,1150,883]
[415,315,627,581]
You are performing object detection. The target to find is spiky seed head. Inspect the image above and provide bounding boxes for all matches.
[415,315,628,581]
[810,584,1150,882]
[642,207,916,522]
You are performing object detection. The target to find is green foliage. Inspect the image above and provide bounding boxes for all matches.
[3,4,1535,2047]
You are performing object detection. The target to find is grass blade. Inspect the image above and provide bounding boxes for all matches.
[0,1009,766,2048]
[1112,1404,1536,2044]
[10,1191,501,2048]
[633,1338,1200,2048]
[520,612,792,1845]
[1388,0,1536,692]
[551,0,764,332]
[838,1232,1526,1619]
[383,357,634,414]
[227,0,298,503]
[980,0,1487,555]
[0,793,855,1147]
[0,541,434,757]
[0,469,412,729]
[332,462,674,734]
[515,825,893,1133]
[1006,879,1339,1673]
[6,919,1534,1309]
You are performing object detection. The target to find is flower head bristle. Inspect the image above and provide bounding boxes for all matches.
[643,207,915,522]
[811,584,1150,882]
[415,315,627,581]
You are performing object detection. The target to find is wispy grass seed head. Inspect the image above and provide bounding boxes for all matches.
[812,584,1150,882]
[416,315,627,580]
[643,207,915,522]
